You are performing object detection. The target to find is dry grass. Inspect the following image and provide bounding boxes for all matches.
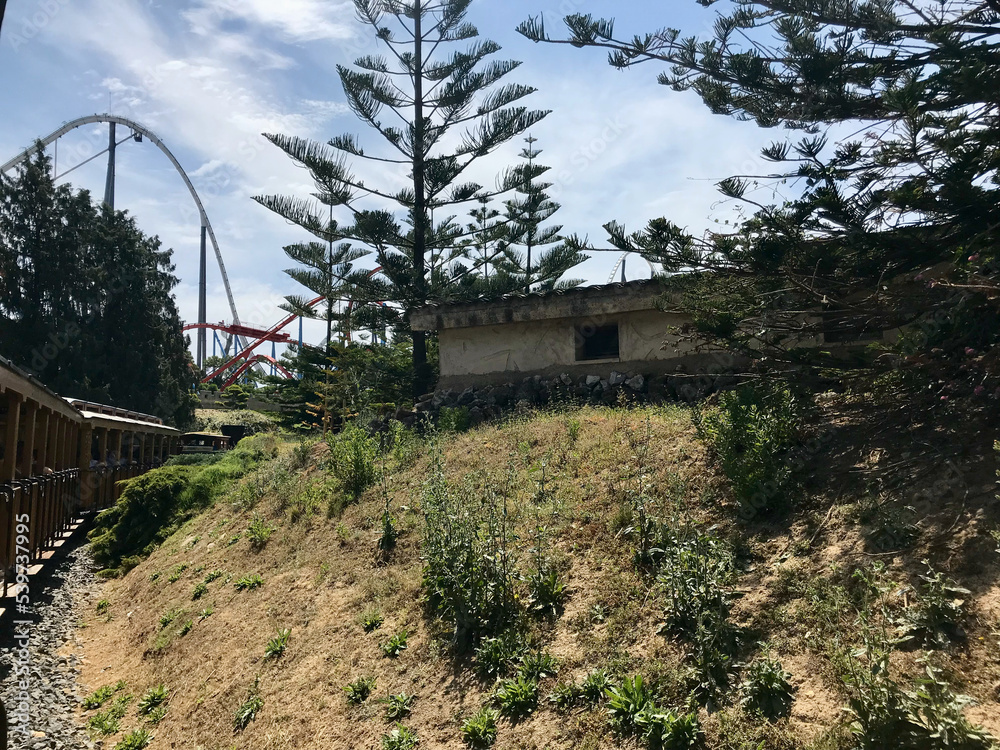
[73,402,1000,749]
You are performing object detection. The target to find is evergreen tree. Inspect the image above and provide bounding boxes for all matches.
[0,150,195,426]
[518,2,1000,364]
[256,0,554,397]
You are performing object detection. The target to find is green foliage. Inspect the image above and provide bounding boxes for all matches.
[580,669,611,705]
[548,681,582,711]
[740,653,795,719]
[381,725,419,750]
[361,606,384,633]
[192,581,208,600]
[382,693,415,721]
[656,528,735,636]
[265,629,291,659]
[83,681,126,710]
[327,423,380,500]
[247,515,275,549]
[461,708,499,749]
[0,151,194,428]
[177,619,193,636]
[899,563,970,648]
[493,673,539,719]
[198,607,214,621]
[606,674,653,733]
[234,573,264,591]
[95,599,110,615]
[381,630,409,658]
[636,708,702,750]
[475,629,529,679]
[518,651,559,682]
[137,684,168,715]
[87,694,131,735]
[379,506,399,553]
[344,676,377,705]
[204,569,224,583]
[113,729,153,750]
[167,563,187,583]
[220,384,250,409]
[90,437,274,573]
[439,406,471,433]
[421,455,520,648]
[527,566,567,618]
[232,678,264,732]
[697,384,801,516]
[158,608,182,630]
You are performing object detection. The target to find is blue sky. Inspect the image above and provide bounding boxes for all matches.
[0,0,781,353]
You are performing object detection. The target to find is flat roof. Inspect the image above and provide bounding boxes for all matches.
[0,355,84,421]
[410,279,673,331]
[78,410,180,435]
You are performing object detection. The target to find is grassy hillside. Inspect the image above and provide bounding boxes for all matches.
[75,401,1000,750]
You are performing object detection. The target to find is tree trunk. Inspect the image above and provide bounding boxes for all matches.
[411,0,432,399]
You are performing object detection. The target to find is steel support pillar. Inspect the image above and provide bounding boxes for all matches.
[104,122,116,209]
[198,224,208,369]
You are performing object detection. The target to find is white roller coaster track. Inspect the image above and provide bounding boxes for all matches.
[607,252,659,284]
[1,114,245,340]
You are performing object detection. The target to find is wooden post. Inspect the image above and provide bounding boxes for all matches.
[19,400,38,478]
[46,410,59,471]
[79,424,93,508]
[2,391,23,482]
[36,408,50,471]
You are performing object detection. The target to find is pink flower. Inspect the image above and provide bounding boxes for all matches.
[974,386,986,396]
[969,254,980,262]
[965,347,977,356]
[940,395,949,402]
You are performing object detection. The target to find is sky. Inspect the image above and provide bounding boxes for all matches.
[0,0,783,357]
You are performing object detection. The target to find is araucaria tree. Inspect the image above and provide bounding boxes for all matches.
[519,2,1000,368]
[257,0,554,397]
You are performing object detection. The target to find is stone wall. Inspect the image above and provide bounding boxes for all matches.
[380,367,740,431]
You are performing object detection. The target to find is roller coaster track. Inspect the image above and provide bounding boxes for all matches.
[1,113,248,358]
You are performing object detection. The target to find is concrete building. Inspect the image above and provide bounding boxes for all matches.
[410,280,720,389]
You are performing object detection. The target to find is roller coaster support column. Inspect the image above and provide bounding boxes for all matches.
[198,225,207,369]
[104,123,116,210]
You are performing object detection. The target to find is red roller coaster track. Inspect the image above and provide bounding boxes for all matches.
[182,322,291,343]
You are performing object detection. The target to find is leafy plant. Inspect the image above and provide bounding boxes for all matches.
[247,515,275,549]
[158,608,182,630]
[381,630,409,658]
[548,681,581,711]
[439,406,472,433]
[113,728,153,750]
[461,707,499,748]
[344,676,377,705]
[493,673,539,719]
[656,528,735,636]
[527,566,567,618]
[198,606,214,621]
[740,653,795,719]
[234,573,264,591]
[636,708,702,750]
[144,705,167,725]
[606,674,653,733]
[192,581,208,600]
[580,669,611,705]
[327,423,380,500]
[137,684,168,715]
[96,599,110,615]
[421,456,520,648]
[518,651,559,682]
[381,724,419,750]
[265,628,291,659]
[382,693,415,721]
[696,384,801,516]
[204,569,224,583]
[361,606,385,632]
[177,619,194,636]
[899,563,970,648]
[233,678,264,732]
[83,682,124,710]
[87,695,131,736]
[379,507,399,552]
[475,629,528,679]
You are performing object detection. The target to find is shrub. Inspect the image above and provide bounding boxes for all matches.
[381,725,419,750]
[740,653,795,719]
[265,629,291,659]
[381,630,409,658]
[113,729,153,750]
[344,676,377,705]
[327,423,380,500]
[421,459,519,648]
[382,693,415,721]
[439,406,472,433]
[461,707,499,748]
[247,515,275,549]
[657,528,735,637]
[696,383,801,516]
[233,678,264,732]
[527,566,567,618]
[137,684,168,715]
[493,673,539,719]
[379,507,399,553]
[899,563,970,648]
[474,630,528,679]
[234,573,264,591]
[606,674,653,733]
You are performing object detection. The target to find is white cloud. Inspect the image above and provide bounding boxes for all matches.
[184,0,357,43]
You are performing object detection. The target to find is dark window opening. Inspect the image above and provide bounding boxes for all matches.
[575,323,620,361]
